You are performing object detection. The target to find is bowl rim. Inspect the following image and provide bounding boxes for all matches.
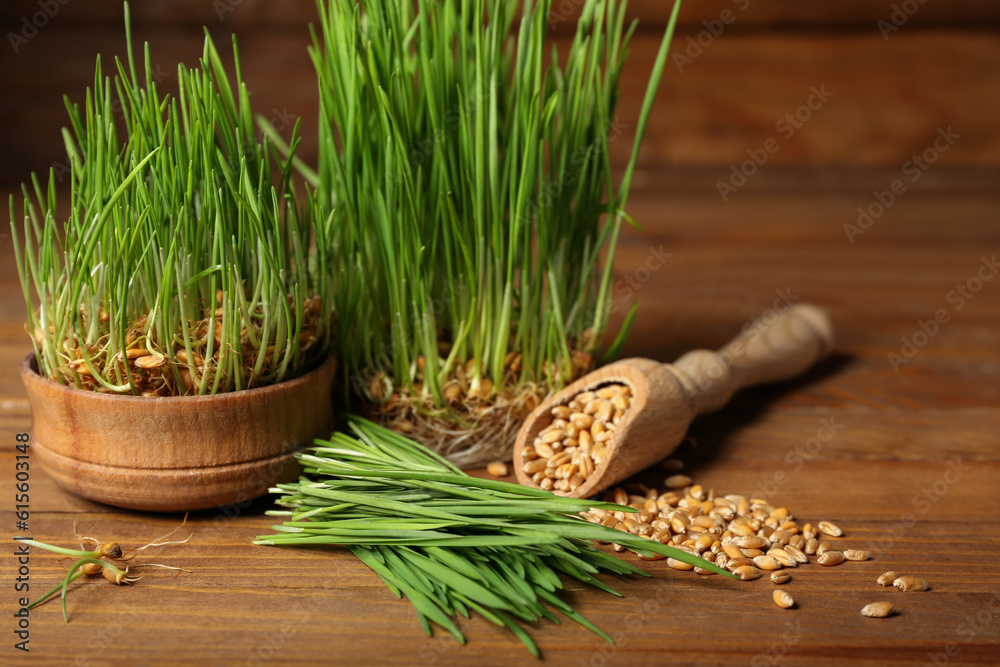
[20,350,337,405]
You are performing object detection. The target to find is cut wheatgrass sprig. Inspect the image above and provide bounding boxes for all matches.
[10,2,334,396]
[255,416,732,657]
[291,0,682,465]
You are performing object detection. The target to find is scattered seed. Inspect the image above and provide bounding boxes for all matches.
[729,523,754,537]
[818,520,843,537]
[784,544,808,564]
[665,474,692,489]
[727,557,754,571]
[817,551,845,566]
[733,535,768,550]
[722,543,744,560]
[695,534,715,553]
[779,521,799,534]
[732,566,762,581]
[877,571,898,587]
[861,602,894,618]
[753,555,783,571]
[667,558,695,571]
[771,571,791,584]
[770,530,792,546]
[772,590,795,609]
[662,458,684,471]
[486,461,509,477]
[582,474,885,594]
[737,498,750,516]
[768,548,797,568]
[893,575,928,592]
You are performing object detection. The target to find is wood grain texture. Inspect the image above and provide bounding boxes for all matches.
[19,353,336,512]
[2,27,999,183]
[2,0,998,29]
[2,165,999,664]
[2,8,1000,663]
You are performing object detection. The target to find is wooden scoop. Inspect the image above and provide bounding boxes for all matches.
[513,304,835,498]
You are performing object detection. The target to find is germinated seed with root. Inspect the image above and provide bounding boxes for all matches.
[893,575,929,592]
[134,354,166,370]
[861,602,895,618]
[878,571,899,587]
[80,562,103,576]
[773,590,795,609]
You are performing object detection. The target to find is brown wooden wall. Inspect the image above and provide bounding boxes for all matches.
[1,1,998,185]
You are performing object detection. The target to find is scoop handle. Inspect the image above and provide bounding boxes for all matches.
[668,304,834,416]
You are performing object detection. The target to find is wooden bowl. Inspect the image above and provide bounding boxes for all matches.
[20,353,336,512]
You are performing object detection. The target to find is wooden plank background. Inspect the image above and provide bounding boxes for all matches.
[2,1,1000,183]
[1,2,999,666]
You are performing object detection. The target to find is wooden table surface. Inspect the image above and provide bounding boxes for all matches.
[3,4,1000,667]
[3,167,998,666]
